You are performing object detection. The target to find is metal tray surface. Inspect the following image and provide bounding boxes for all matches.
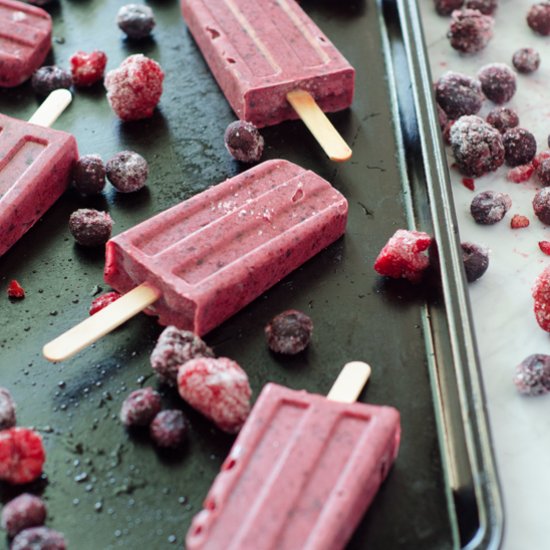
[0,0,500,548]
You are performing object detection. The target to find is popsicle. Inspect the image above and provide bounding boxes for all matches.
[186,361,401,550]
[43,159,348,361]
[0,0,52,87]
[180,0,354,161]
[0,89,77,257]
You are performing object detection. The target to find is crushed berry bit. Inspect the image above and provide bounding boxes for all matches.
[514,354,550,395]
[224,121,264,163]
[533,150,550,168]
[450,115,504,177]
[106,151,148,193]
[503,128,537,167]
[150,326,214,385]
[461,242,489,282]
[536,158,550,186]
[177,357,251,434]
[373,229,432,283]
[533,188,550,224]
[512,47,541,73]
[69,50,107,87]
[104,54,164,121]
[511,214,530,229]
[89,291,121,315]
[465,0,498,14]
[150,410,188,448]
[539,241,550,255]
[1,494,47,538]
[117,4,156,39]
[7,280,25,299]
[507,164,534,183]
[447,8,493,53]
[527,2,550,35]
[119,387,162,427]
[11,527,66,550]
[31,66,72,96]
[486,106,519,134]
[434,0,463,16]
[68,209,113,247]
[462,177,475,190]
[477,63,517,104]
[72,154,106,195]
[265,310,313,355]
[0,387,16,429]
[0,428,45,485]
[470,190,511,224]
[434,71,483,119]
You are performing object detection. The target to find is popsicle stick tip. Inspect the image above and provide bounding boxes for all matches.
[28,89,73,128]
[327,361,372,403]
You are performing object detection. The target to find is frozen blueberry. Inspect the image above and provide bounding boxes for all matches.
[72,154,106,195]
[31,66,72,96]
[470,191,511,224]
[1,494,47,538]
[150,410,188,448]
[435,71,484,119]
[224,121,264,163]
[536,158,550,186]
[514,354,550,395]
[533,187,550,224]
[486,106,519,134]
[0,387,15,430]
[120,387,162,427]
[477,63,516,104]
[527,2,550,35]
[512,47,541,73]
[106,151,148,193]
[117,4,156,40]
[465,0,498,14]
[434,0,463,16]
[68,209,113,247]
[450,115,504,177]
[447,9,494,53]
[461,242,489,282]
[265,310,313,355]
[502,128,537,167]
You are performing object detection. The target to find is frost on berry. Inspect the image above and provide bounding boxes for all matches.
[265,310,313,355]
[532,266,550,331]
[470,191,511,225]
[447,8,494,53]
[435,71,483,119]
[461,242,489,282]
[119,387,162,427]
[1,493,47,537]
[514,354,550,396]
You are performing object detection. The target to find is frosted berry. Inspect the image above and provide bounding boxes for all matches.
[461,242,489,282]
[508,163,534,183]
[447,9,493,53]
[224,121,264,163]
[69,209,113,247]
[31,66,72,96]
[465,0,498,14]
[0,428,45,484]
[120,387,162,427]
[0,387,16,429]
[470,191,511,225]
[503,128,537,167]
[434,0,463,16]
[265,310,313,354]
[69,50,107,87]
[72,154,106,195]
[514,354,550,395]
[117,4,156,39]
[435,71,483,119]
[512,47,541,73]
[486,106,519,134]
[150,410,188,448]
[527,2,550,35]
[11,527,66,550]
[89,291,121,315]
[477,63,516,104]
[536,158,550,186]
[1,493,46,537]
[106,151,148,193]
[7,280,25,299]
[533,188,550,224]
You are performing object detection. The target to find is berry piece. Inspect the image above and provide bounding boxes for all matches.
[507,164,534,183]
[486,106,519,134]
[0,428,45,484]
[511,214,530,228]
[533,188,550,224]
[104,54,164,121]
[177,357,251,433]
[450,115,504,177]
[224,121,264,163]
[0,387,16,429]
[11,527,66,550]
[7,280,25,299]
[69,50,107,87]
[477,63,516,104]
[540,241,550,255]
[31,66,72,96]
[503,128,537,167]
[462,177,475,190]
[119,387,162,427]
[150,410,188,448]
[461,242,489,282]
[514,354,550,395]
[117,4,155,39]
[89,291,121,315]
[536,158,550,185]
[470,191,511,224]
[434,0,463,16]
[527,2,550,35]
[68,209,113,247]
[1,494,46,538]
[373,229,432,283]
[105,151,148,193]
[265,310,313,355]
[465,0,498,14]
[533,150,550,169]
[72,154,106,195]
[512,47,541,73]
[448,9,493,53]
[434,71,483,119]
[150,326,214,385]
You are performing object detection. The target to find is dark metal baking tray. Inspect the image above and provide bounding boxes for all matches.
[0,0,502,548]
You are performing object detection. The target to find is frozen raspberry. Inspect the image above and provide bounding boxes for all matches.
[434,71,483,119]
[533,188,550,224]
[447,9,493,53]
[104,54,164,121]
[177,357,251,434]
[450,115,504,177]
[68,209,113,247]
[31,66,72,96]
[7,280,25,299]
[514,354,550,395]
[373,229,432,283]
[89,291,121,315]
[527,2,550,35]
[150,410,188,448]
[465,0,498,14]
[512,47,541,73]
[511,214,530,228]
[106,151,148,193]
[503,128,537,167]
[536,158,550,186]
[486,106,519,134]
[69,50,107,87]
[150,326,214,385]
[72,154,106,195]
[0,428,45,484]
[1,494,46,537]
[0,387,16,429]
[265,310,313,355]
[117,4,156,39]
[507,164,534,183]
[470,191,511,224]
[11,527,66,550]
[224,121,264,163]
[119,387,162,427]
[461,242,489,282]
[434,0,463,16]
[540,241,550,255]
[477,63,516,104]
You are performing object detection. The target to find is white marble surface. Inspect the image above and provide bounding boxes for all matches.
[419,2,550,549]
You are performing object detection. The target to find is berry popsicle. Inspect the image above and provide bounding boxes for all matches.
[180,0,354,161]
[43,159,348,361]
[0,0,52,87]
[186,362,401,550]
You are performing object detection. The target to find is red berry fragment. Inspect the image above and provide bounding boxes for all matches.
[7,280,25,299]
[0,387,16,429]
[150,410,188,448]
[507,164,534,183]
[89,291,121,315]
[120,387,162,427]
[511,214,530,229]
[527,2,550,36]
[0,428,45,485]
[514,354,550,395]
[265,310,313,355]
[448,9,494,54]
[462,177,475,190]
[539,241,550,255]
[11,527,66,550]
[1,493,47,537]
[512,47,541,74]
[69,50,107,87]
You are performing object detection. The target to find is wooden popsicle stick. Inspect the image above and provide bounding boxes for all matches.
[286,89,352,163]
[327,361,372,403]
[43,283,161,362]
[28,89,73,128]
